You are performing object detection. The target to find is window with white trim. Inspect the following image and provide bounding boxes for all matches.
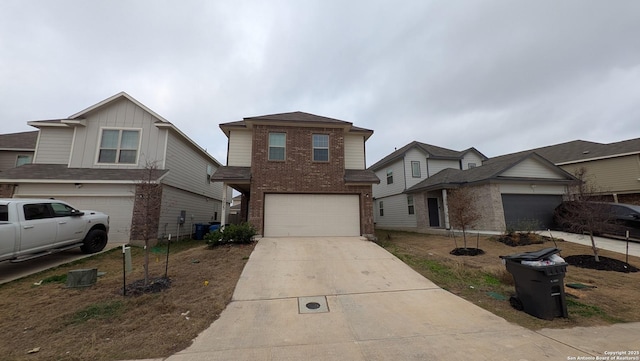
[312,134,329,161]
[386,169,393,184]
[411,161,421,178]
[98,129,140,164]
[379,200,384,217]
[268,133,286,161]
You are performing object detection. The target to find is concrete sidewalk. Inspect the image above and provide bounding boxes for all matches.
[162,237,637,361]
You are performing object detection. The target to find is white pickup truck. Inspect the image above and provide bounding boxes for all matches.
[0,198,110,263]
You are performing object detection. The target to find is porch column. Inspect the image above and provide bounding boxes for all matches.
[221,183,228,229]
[442,189,450,229]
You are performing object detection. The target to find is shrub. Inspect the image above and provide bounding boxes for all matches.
[205,222,257,247]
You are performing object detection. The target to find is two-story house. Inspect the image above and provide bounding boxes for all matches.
[503,138,640,205]
[0,131,37,171]
[371,141,576,233]
[0,92,228,243]
[370,141,486,229]
[211,112,379,237]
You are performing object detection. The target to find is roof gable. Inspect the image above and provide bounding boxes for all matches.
[369,141,484,171]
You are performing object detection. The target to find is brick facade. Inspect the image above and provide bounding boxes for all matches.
[130,183,163,244]
[248,125,374,235]
[0,184,15,198]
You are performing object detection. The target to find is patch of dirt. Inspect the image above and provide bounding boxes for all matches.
[0,240,255,361]
[450,248,485,256]
[123,276,172,296]
[376,229,640,330]
[565,255,639,273]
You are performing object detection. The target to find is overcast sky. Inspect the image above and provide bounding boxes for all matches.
[2,0,640,166]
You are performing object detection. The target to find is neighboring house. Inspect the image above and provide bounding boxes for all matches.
[211,111,379,237]
[370,141,576,233]
[500,138,640,205]
[0,131,37,171]
[369,141,487,229]
[0,92,228,243]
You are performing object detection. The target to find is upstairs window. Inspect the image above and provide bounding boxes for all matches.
[98,129,140,164]
[386,169,393,184]
[206,164,214,184]
[468,163,477,169]
[411,161,421,178]
[407,195,415,215]
[379,201,384,217]
[312,134,329,162]
[268,133,286,161]
[16,155,32,167]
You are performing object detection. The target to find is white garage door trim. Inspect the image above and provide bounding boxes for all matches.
[264,194,360,237]
[49,195,134,243]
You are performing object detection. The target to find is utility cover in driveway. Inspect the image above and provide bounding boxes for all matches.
[264,194,360,237]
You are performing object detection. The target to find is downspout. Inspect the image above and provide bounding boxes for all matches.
[442,188,450,229]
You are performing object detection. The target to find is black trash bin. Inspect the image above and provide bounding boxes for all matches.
[194,223,207,240]
[500,247,568,320]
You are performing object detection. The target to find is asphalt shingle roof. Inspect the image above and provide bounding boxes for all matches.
[344,169,380,184]
[0,131,38,150]
[0,164,168,182]
[369,141,486,171]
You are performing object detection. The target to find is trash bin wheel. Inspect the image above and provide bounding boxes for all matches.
[509,296,524,311]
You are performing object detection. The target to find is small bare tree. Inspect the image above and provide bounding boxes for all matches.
[554,167,613,262]
[447,187,481,249]
[130,160,163,285]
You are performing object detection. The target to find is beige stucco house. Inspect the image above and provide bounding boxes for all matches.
[0,92,228,243]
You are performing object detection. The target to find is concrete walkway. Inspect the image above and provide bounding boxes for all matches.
[164,237,637,361]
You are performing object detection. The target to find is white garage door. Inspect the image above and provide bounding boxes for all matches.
[54,196,134,243]
[264,194,360,237]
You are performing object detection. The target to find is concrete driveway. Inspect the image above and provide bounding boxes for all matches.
[165,237,623,361]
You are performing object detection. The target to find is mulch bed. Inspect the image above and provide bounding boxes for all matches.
[494,233,549,247]
[122,277,172,296]
[565,255,639,273]
[450,248,485,256]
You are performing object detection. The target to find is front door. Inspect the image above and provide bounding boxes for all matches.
[428,198,440,227]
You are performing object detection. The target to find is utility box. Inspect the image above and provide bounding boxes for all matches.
[66,268,98,288]
[500,248,568,320]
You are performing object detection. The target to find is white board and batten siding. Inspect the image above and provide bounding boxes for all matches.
[344,135,365,170]
[374,194,417,228]
[372,159,405,198]
[264,194,360,237]
[227,130,253,167]
[33,127,73,164]
[68,97,166,169]
[500,157,566,179]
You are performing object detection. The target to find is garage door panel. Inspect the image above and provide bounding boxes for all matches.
[264,194,360,237]
[501,194,562,230]
[53,196,133,243]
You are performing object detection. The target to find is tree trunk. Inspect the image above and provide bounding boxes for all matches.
[589,231,600,262]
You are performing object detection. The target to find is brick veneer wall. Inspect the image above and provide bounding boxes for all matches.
[130,183,163,243]
[0,184,15,198]
[249,125,374,235]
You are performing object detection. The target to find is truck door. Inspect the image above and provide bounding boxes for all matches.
[0,204,18,260]
[19,203,58,255]
[50,202,86,245]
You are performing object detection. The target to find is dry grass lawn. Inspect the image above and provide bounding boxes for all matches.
[0,240,255,361]
[375,229,640,330]
[2,231,639,360]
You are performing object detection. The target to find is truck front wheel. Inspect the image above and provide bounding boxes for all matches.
[81,229,108,254]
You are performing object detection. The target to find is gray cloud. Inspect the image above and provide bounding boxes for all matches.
[2,0,639,165]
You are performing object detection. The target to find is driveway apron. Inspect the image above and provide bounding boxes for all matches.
[167,237,596,360]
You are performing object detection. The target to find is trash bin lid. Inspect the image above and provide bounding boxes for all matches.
[499,247,561,261]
